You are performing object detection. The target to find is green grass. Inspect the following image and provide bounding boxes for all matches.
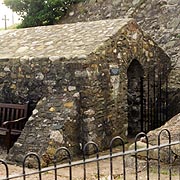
[177,34,180,38]
[0,23,20,31]
[150,166,178,176]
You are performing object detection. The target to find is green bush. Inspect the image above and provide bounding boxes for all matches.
[4,0,86,28]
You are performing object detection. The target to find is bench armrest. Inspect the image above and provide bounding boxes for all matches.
[2,117,27,126]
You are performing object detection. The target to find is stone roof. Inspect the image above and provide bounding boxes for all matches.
[0,18,131,59]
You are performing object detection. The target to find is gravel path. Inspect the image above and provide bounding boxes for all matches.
[0,145,179,180]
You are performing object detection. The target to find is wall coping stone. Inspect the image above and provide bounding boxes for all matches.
[0,18,132,59]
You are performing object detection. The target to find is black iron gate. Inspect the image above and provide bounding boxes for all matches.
[140,67,169,133]
[127,60,170,135]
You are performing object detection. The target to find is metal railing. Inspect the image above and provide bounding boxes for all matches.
[0,129,179,180]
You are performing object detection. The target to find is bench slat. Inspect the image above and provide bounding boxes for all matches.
[0,102,29,152]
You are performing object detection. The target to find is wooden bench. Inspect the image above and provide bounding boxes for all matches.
[0,102,28,152]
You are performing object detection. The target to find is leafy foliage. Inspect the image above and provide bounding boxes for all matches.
[4,0,85,28]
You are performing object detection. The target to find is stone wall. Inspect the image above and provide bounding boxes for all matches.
[60,0,180,117]
[0,20,170,166]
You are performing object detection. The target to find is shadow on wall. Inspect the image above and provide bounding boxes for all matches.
[127,59,144,136]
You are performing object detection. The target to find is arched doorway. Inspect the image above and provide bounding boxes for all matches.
[127,59,144,136]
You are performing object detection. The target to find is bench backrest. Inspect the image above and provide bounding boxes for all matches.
[0,102,28,130]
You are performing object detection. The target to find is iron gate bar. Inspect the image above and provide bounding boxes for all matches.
[140,77,144,132]
[165,71,168,121]
[139,66,169,133]
[163,72,167,123]
[153,67,156,130]
[147,73,150,132]
[159,72,162,127]
[144,98,147,132]
[150,98,153,130]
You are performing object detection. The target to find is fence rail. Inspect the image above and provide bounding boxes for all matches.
[0,129,179,180]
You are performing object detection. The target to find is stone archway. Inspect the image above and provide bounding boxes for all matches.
[127,59,144,136]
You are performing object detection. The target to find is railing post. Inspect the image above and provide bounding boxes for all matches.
[54,147,72,180]
[83,141,99,180]
[158,129,172,180]
[110,136,125,180]
[135,132,149,180]
[0,159,9,179]
[23,153,42,180]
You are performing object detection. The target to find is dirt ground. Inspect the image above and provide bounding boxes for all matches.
[0,157,179,180]
[0,145,179,180]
